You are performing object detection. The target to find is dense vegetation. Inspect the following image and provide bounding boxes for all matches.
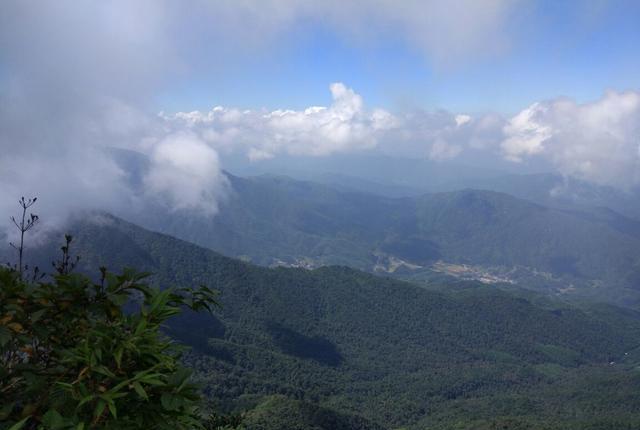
[118,173,640,306]
[0,232,218,429]
[18,215,640,429]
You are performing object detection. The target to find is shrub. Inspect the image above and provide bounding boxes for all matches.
[0,262,218,429]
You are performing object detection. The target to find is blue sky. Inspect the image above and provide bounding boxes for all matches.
[157,0,640,115]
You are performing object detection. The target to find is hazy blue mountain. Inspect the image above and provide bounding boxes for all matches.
[220,152,513,193]
[94,148,640,306]
[221,151,640,219]
[465,173,640,220]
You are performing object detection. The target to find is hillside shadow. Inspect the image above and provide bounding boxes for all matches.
[166,310,235,363]
[548,255,581,277]
[267,322,343,367]
[380,237,441,263]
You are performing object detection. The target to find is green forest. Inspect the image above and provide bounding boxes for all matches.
[4,214,640,429]
[129,174,640,307]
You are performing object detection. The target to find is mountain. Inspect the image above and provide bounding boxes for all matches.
[463,173,640,221]
[237,396,387,430]
[119,172,640,306]
[220,152,511,194]
[14,215,640,429]
[221,152,640,220]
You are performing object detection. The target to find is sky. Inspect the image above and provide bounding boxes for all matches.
[156,0,640,115]
[1,0,640,228]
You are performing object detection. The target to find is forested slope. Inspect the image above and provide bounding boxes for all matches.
[123,173,640,305]
[16,215,640,429]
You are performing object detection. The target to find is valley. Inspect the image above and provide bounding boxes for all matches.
[112,171,640,307]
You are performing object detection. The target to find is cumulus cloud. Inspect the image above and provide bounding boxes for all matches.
[162,83,397,160]
[502,103,553,161]
[371,108,505,162]
[162,84,513,166]
[502,91,640,187]
[144,133,228,214]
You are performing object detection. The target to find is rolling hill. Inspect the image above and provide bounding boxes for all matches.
[12,215,640,429]
[120,172,640,306]
[222,153,640,220]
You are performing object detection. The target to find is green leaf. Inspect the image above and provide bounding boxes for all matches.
[94,346,102,362]
[93,400,106,420]
[55,382,74,390]
[42,409,65,430]
[77,394,95,408]
[114,346,123,368]
[0,402,14,420]
[106,399,117,419]
[132,381,148,400]
[7,416,30,430]
[161,393,182,411]
[134,317,147,335]
[139,375,166,386]
[30,308,47,323]
[93,365,115,378]
[0,325,11,347]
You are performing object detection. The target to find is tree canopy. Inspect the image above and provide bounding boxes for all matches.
[0,252,218,429]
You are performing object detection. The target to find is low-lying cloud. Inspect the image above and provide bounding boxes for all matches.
[144,132,229,214]
[0,1,216,230]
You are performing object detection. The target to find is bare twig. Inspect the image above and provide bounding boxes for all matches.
[9,197,39,277]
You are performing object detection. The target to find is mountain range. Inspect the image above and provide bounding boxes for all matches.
[5,156,640,428]
[117,171,640,307]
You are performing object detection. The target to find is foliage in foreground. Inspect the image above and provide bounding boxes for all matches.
[0,262,218,430]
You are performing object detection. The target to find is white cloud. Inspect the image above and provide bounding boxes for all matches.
[163,86,508,167]
[163,83,398,159]
[307,0,520,67]
[502,91,640,187]
[429,138,463,161]
[173,0,522,68]
[455,114,472,127]
[501,103,552,161]
[0,1,229,232]
[144,133,229,214]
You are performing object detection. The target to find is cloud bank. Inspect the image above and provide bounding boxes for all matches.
[502,91,640,188]
[162,83,396,160]
[167,86,640,190]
